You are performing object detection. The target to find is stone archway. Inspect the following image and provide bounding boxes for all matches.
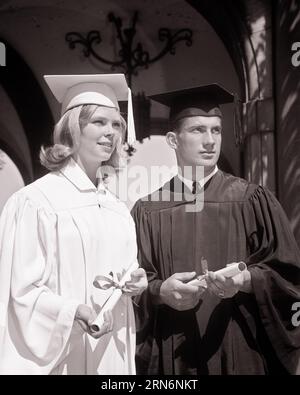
[0,136,31,185]
[0,39,54,181]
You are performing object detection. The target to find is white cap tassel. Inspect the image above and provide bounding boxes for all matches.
[127,87,136,145]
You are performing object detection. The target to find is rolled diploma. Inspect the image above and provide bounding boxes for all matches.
[90,260,139,333]
[188,261,247,287]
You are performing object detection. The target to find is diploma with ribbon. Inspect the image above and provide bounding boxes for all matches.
[90,260,138,333]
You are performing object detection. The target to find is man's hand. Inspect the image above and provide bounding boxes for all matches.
[206,268,252,299]
[123,268,148,296]
[160,272,205,311]
[75,304,113,339]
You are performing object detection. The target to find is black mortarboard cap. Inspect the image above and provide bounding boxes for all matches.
[150,83,234,123]
[150,83,243,145]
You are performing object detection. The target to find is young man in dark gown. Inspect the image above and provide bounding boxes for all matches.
[131,84,300,375]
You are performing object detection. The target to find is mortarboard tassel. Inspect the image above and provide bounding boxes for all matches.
[234,93,243,147]
[127,87,136,145]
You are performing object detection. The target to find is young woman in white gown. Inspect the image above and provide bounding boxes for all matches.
[0,74,147,374]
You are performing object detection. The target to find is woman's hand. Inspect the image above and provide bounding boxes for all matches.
[205,269,252,299]
[123,268,148,296]
[75,304,113,339]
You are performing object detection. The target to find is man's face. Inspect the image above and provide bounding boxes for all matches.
[173,115,222,172]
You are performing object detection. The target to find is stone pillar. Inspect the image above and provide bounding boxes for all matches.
[242,0,276,194]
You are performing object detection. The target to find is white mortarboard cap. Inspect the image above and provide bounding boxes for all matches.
[44,73,136,144]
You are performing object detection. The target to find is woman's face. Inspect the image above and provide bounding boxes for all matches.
[77,106,123,167]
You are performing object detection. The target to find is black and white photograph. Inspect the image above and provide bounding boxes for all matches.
[0,0,299,379]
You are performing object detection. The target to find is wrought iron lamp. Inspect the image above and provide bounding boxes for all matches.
[65,11,193,153]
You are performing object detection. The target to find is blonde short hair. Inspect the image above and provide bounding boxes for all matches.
[40,104,127,172]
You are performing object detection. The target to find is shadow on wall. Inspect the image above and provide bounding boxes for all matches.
[237,1,274,190]
[245,24,274,188]
[277,0,300,248]
[188,0,273,188]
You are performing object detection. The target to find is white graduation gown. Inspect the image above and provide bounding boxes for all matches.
[0,160,137,375]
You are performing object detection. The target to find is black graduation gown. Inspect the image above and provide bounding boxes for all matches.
[131,170,300,375]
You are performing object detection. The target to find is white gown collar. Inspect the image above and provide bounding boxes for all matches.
[59,158,98,192]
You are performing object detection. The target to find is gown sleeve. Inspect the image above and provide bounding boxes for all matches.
[0,191,80,371]
[243,185,300,374]
[131,200,165,372]
[131,200,162,304]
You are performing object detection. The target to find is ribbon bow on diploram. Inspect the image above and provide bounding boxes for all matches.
[93,271,126,292]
